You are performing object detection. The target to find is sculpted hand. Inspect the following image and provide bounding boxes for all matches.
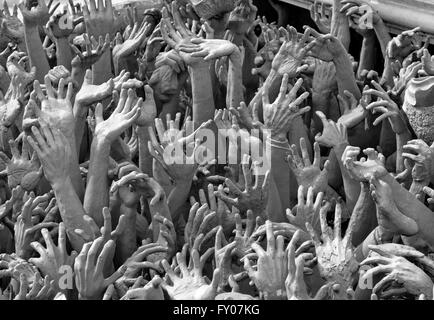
[135,85,156,127]
[0,76,24,145]
[270,27,313,77]
[112,70,143,92]
[120,275,164,300]
[6,51,36,87]
[110,166,165,207]
[29,223,77,292]
[285,230,330,300]
[13,271,55,300]
[386,27,423,61]
[361,245,433,299]
[369,176,418,236]
[161,245,221,300]
[306,200,360,300]
[342,146,387,182]
[113,20,151,62]
[26,123,71,186]
[0,136,42,190]
[402,140,434,182]
[227,0,257,35]
[315,111,348,148]
[214,227,237,288]
[364,81,408,134]
[232,210,262,259]
[286,186,323,233]
[82,0,115,37]
[27,76,75,139]
[46,9,83,39]
[14,193,57,259]
[74,237,127,300]
[75,69,114,107]
[337,90,368,129]
[183,38,240,61]
[120,242,168,279]
[18,0,52,27]
[287,138,330,194]
[215,155,270,219]
[310,1,331,34]
[262,75,310,141]
[305,29,347,62]
[243,221,287,300]
[94,88,141,143]
[160,5,205,67]
[71,34,110,70]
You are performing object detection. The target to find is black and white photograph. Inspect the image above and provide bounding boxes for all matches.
[0,0,431,310]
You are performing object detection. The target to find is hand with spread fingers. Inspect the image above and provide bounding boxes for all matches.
[214,154,270,219]
[14,193,57,259]
[243,220,288,300]
[285,230,330,300]
[28,223,77,292]
[262,74,310,141]
[161,244,221,300]
[287,138,330,195]
[306,200,360,300]
[71,34,110,71]
[74,237,127,300]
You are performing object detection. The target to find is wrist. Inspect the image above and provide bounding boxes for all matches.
[332,51,350,65]
[229,47,242,63]
[51,175,73,191]
[375,226,394,244]
[189,61,211,72]
[333,141,350,154]
[312,88,333,96]
[92,134,112,148]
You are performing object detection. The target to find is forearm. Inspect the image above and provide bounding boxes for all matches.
[168,180,192,223]
[159,94,180,122]
[66,134,85,201]
[266,176,285,222]
[137,126,153,176]
[55,38,73,70]
[248,70,283,118]
[331,0,350,50]
[266,138,295,214]
[83,136,111,226]
[334,142,361,212]
[351,185,377,247]
[312,90,332,132]
[71,66,86,88]
[354,227,394,262]
[113,56,128,76]
[357,34,376,79]
[373,20,392,57]
[23,26,50,82]
[52,177,92,251]
[149,195,171,241]
[380,56,395,89]
[396,129,412,174]
[381,174,434,248]
[333,53,361,100]
[288,116,312,159]
[227,50,243,111]
[73,104,88,160]
[115,205,137,265]
[92,50,113,85]
[190,63,214,127]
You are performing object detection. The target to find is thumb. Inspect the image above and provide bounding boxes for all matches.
[95,103,104,124]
